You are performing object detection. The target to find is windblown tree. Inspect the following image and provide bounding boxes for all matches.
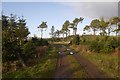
[68,29,70,36]
[90,19,100,36]
[55,30,60,38]
[99,18,109,36]
[49,26,55,41]
[110,16,120,36]
[69,23,75,35]
[62,20,70,39]
[83,25,91,34]
[114,22,120,36]
[70,17,84,35]
[118,23,120,35]
[107,18,114,36]
[38,21,48,39]
[83,17,120,36]
[83,25,90,31]
[60,29,65,40]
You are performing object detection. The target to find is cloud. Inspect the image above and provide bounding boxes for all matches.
[60,2,118,19]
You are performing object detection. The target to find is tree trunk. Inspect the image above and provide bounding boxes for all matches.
[93,29,96,36]
[73,29,74,35]
[116,24,118,36]
[63,33,64,41]
[65,31,67,41]
[66,32,67,38]
[69,31,70,36]
[41,29,43,39]
[116,32,117,36]
[99,28,101,36]
[108,28,110,36]
[17,53,26,68]
[75,29,77,35]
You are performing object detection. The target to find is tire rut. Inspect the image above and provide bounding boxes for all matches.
[54,45,109,78]
[73,53,109,78]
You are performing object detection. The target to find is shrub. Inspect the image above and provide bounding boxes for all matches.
[22,41,36,59]
[100,42,113,53]
[40,39,49,46]
[108,38,119,49]
[31,38,49,46]
[89,40,103,53]
[89,36,120,54]
[72,35,80,45]
[2,40,20,63]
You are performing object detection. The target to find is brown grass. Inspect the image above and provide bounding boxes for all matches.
[36,46,48,58]
[71,45,90,53]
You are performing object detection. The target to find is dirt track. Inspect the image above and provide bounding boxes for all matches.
[54,46,72,78]
[54,45,109,78]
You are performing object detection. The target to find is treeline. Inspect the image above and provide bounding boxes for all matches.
[37,16,120,53]
[2,14,49,72]
[37,17,83,41]
[48,16,120,42]
[71,16,120,54]
[72,17,120,54]
[48,17,83,41]
[83,17,120,54]
[83,17,120,36]
[47,16,120,54]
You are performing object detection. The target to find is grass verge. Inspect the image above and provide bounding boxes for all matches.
[67,55,88,78]
[70,45,119,78]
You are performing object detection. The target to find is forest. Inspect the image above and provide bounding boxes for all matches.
[1,13,120,78]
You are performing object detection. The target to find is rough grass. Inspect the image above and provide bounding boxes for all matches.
[70,45,119,78]
[67,55,88,78]
[2,45,58,78]
[49,42,70,45]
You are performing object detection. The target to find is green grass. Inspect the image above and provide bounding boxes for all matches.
[81,53,118,78]
[70,45,119,78]
[67,55,88,78]
[3,45,58,78]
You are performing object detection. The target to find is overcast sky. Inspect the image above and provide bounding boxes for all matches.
[60,2,118,19]
[2,2,119,38]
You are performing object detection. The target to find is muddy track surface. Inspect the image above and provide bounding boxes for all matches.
[54,45,72,78]
[54,45,109,78]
